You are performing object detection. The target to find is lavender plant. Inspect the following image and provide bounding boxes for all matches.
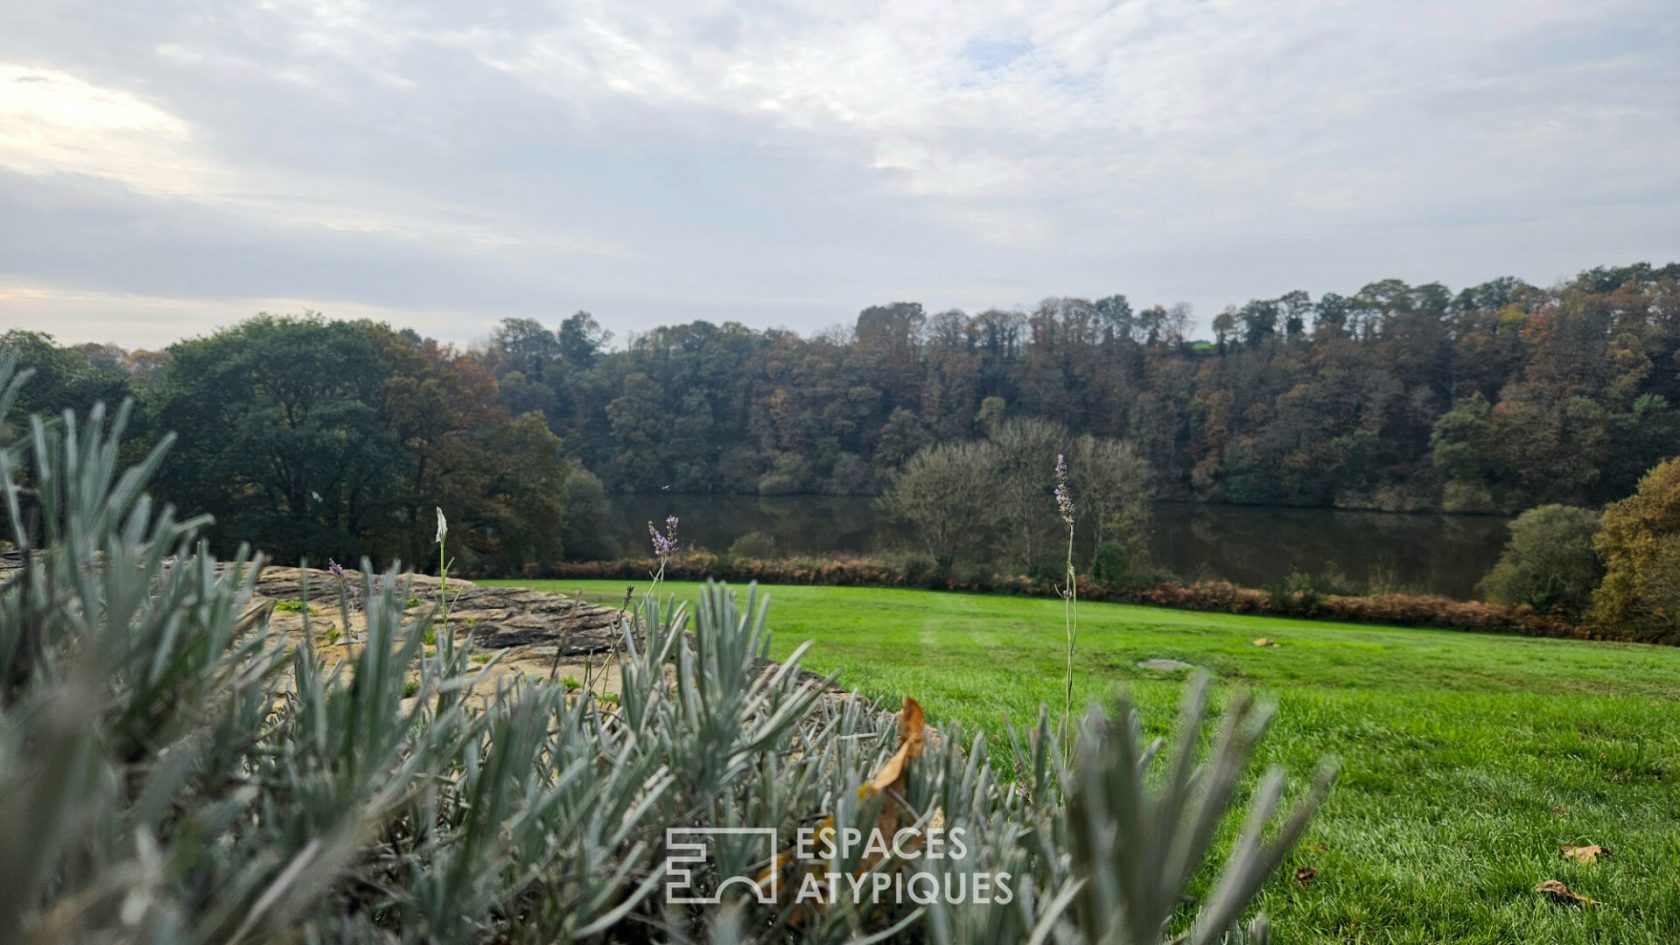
[0,355,1329,944]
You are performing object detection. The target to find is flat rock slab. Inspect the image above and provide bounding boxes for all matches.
[1137,658,1196,673]
[11,555,886,724]
[237,565,627,656]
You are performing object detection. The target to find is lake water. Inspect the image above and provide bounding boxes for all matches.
[604,495,1511,600]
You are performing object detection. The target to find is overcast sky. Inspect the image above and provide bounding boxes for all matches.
[1,0,1676,349]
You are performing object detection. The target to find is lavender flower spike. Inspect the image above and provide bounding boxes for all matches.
[649,515,679,558]
[1054,453,1075,526]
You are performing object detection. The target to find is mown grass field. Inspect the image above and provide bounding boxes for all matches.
[487,579,1680,944]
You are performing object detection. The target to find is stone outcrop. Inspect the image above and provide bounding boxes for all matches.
[231,565,644,695]
[239,565,626,655]
[5,555,863,710]
[242,566,862,709]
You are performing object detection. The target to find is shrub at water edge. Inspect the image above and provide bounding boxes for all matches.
[1478,504,1602,615]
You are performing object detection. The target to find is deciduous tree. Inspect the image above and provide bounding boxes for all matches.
[1593,458,1680,641]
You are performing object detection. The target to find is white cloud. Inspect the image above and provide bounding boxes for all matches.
[437,0,1679,236]
[0,58,614,256]
[0,64,226,197]
[0,0,1675,345]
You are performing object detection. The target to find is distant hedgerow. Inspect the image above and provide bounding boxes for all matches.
[537,553,1623,642]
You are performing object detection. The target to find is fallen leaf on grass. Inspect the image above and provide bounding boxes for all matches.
[1534,879,1600,906]
[1561,844,1610,865]
[1252,638,1280,647]
[1294,866,1317,886]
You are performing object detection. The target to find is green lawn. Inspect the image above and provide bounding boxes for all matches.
[487,579,1680,944]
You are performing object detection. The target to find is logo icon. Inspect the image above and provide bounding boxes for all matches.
[665,827,780,904]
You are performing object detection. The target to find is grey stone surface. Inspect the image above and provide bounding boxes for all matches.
[236,565,628,655]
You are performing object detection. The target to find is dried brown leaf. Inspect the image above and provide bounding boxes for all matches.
[760,696,931,921]
[865,697,926,796]
[1534,879,1600,906]
[1561,844,1610,865]
[1293,866,1317,886]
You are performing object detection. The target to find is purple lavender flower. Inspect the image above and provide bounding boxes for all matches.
[327,557,362,608]
[1054,453,1074,526]
[649,516,679,558]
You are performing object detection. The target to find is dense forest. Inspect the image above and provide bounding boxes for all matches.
[482,262,1680,511]
[3,262,1677,572]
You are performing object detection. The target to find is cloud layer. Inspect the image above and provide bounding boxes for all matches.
[2,0,1676,346]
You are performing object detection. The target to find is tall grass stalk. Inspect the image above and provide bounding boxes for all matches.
[435,506,451,630]
[1056,453,1078,750]
[604,515,679,692]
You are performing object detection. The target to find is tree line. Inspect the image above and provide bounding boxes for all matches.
[1,320,612,573]
[3,261,1677,575]
[482,262,1678,512]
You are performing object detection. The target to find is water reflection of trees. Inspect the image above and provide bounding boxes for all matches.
[604,496,1510,600]
[1151,504,1509,598]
